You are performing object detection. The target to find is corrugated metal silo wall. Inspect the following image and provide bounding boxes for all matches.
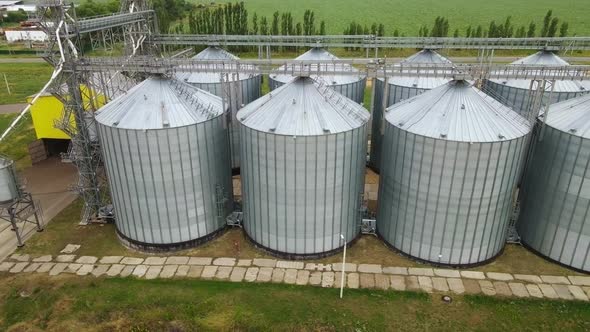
[0,160,18,203]
[240,124,368,256]
[377,124,529,265]
[268,77,367,105]
[483,80,590,119]
[98,117,233,246]
[188,75,262,170]
[518,124,590,271]
[369,79,429,171]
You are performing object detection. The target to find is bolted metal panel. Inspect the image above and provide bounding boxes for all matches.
[0,158,18,204]
[239,125,368,255]
[483,51,590,117]
[518,95,590,271]
[238,77,370,256]
[369,50,452,172]
[377,80,530,265]
[176,47,263,170]
[182,76,262,170]
[483,79,589,118]
[96,78,233,247]
[268,48,366,104]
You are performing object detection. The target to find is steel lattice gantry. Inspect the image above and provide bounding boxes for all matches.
[34,0,157,224]
[149,35,590,51]
[73,57,590,81]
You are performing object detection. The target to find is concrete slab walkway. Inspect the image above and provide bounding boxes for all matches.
[3,253,589,302]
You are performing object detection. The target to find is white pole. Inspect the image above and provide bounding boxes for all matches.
[3,73,10,95]
[340,233,346,299]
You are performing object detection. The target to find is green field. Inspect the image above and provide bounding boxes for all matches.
[0,63,53,105]
[190,0,590,36]
[1,274,589,331]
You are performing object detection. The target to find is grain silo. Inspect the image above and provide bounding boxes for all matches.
[238,76,370,258]
[96,76,233,251]
[269,47,366,104]
[369,49,452,171]
[377,80,530,266]
[517,94,590,272]
[0,157,19,204]
[177,46,262,170]
[483,51,590,119]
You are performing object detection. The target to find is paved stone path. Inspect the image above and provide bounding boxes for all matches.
[2,253,589,301]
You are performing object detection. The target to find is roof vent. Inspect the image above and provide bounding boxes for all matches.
[112,121,119,127]
[332,81,337,85]
[398,122,404,127]
[292,98,296,105]
[461,104,465,110]
[412,83,418,87]
[569,128,578,134]
[498,134,505,139]
[502,81,508,84]
[440,133,447,138]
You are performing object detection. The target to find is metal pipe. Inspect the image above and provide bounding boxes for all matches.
[340,233,346,299]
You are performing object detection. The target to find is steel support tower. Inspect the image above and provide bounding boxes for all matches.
[35,0,155,224]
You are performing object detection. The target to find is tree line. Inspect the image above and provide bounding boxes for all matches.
[419,10,570,38]
[72,1,573,40]
[185,3,326,37]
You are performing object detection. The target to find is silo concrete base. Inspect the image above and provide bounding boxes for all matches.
[376,231,505,269]
[244,231,362,260]
[116,227,227,253]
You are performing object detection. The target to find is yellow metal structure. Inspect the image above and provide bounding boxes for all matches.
[27,86,106,140]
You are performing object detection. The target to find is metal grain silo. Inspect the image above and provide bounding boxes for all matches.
[369,49,452,171]
[238,77,370,258]
[177,46,262,171]
[0,157,19,204]
[377,80,530,265]
[269,48,366,104]
[96,76,233,251]
[484,51,590,119]
[518,94,590,271]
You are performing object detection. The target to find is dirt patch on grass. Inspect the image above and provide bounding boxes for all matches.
[18,198,583,277]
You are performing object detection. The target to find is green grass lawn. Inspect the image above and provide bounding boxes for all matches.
[209,0,590,36]
[0,113,35,169]
[0,274,589,331]
[0,62,53,105]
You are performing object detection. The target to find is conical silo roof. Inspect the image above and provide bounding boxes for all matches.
[387,49,452,89]
[177,46,257,84]
[491,51,590,92]
[385,80,530,142]
[540,93,590,138]
[238,76,369,135]
[95,76,224,130]
[193,46,239,61]
[511,51,569,66]
[402,49,453,64]
[270,48,363,86]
